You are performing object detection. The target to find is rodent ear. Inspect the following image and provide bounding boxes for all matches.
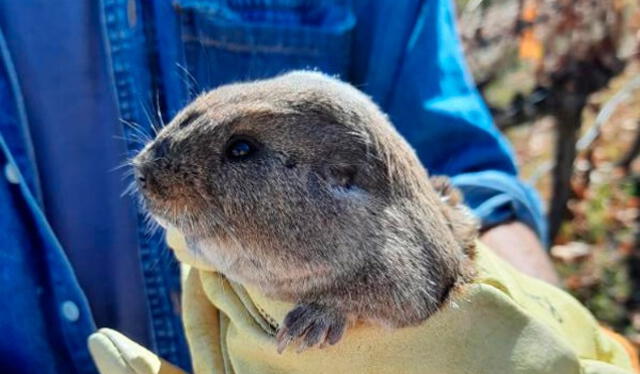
[324,164,357,190]
[430,176,463,206]
[430,176,479,257]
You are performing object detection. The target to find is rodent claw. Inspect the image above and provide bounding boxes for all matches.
[276,303,347,353]
[276,328,293,354]
[326,317,346,345]
[303,319,329,348]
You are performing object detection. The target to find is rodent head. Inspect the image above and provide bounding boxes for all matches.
[133,71,475,298]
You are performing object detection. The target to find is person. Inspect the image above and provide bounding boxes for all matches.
[0,0,555,373]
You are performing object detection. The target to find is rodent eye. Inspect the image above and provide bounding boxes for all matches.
[225,137,258,161]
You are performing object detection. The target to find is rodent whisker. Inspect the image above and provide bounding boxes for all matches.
[113,133,150,148]
[119,169,135,181]
[175,62,201,98]
[143,212,164,238]
[119,118,153,144]
[136,97,163,138]
[154,90,166,129]
[109,159,135,174]
[121,180,139,198]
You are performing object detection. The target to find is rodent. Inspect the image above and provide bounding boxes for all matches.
[133,71,479,353]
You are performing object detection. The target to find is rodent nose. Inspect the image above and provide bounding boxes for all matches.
[135,166,149,190]
[137,173,147,189]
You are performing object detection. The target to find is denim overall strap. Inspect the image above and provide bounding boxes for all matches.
[99,0,191,370]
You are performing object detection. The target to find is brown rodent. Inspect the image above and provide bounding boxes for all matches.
[133,71,478,353]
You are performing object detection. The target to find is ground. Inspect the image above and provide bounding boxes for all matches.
[503,60,640,348]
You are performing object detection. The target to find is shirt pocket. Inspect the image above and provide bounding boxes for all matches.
[174,0,355,91]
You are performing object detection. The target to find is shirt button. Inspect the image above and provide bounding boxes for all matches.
[4,162,20,184]
[61,301,80,322]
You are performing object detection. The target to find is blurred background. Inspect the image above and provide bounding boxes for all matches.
[456,0,640,347]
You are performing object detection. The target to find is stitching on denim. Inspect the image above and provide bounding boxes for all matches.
[101,0,187,366]
[182,35,322,56]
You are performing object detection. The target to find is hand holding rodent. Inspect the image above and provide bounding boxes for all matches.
[133,72,478,353]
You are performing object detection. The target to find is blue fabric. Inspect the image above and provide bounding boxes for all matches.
[0,0,546,373]
[0,0,155,355]
[0,13,97,374]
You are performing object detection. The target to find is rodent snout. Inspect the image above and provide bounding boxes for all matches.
[133,145,171,197]
[133,137,175,194]
[134,163,154,193]
[133,159,176,200]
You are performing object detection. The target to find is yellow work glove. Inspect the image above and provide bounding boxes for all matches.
[88,228,638,374]
[167,227,638,374]
[88,328,186,374]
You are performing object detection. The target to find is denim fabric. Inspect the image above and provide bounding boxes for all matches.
[0,29,40,204]
[100,0,190,367]
[177,0,355,87]
[0,0,158,361]
[0,0,546,373]
[0,41,97,373]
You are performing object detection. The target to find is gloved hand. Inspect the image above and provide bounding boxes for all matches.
[88,328,186,374]
[87,227,638,374]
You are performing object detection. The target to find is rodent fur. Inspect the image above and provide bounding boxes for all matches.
[133,71,478,352]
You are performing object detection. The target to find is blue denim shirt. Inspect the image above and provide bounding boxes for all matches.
[0,0,545,373]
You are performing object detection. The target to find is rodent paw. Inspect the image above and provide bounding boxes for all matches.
[275,303,347,354]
